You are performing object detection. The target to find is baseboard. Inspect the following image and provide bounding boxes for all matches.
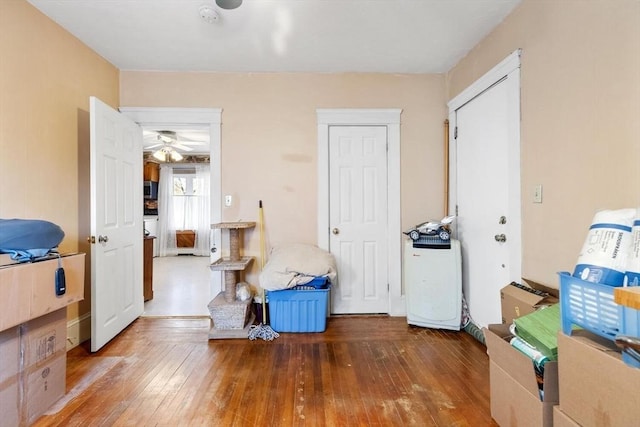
[389,294,406,317]
[66,312,91,350]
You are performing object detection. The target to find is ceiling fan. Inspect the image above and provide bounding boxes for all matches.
[143,130,206,162]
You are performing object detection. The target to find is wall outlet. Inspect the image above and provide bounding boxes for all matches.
[225,195,232,207]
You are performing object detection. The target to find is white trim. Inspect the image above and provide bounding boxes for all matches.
[448,49,521,112]
[447,49,522,302]
[66,312,92,350]
[119,107,222,125]
[119,107,223,297]
[316,108,404,316]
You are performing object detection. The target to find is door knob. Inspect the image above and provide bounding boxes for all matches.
[98,235,109,243]
[332,228,340,235]
[494,234,506,242]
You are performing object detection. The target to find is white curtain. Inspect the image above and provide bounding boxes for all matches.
[193,165,210,256]
[158,164,177,256]
[158,163,210,257]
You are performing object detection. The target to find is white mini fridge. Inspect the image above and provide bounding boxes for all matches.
[404,239,462,330]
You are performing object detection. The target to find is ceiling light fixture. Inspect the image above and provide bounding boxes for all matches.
[170,150,184,162]
[152,149,167,162]
[152,147,184,162]
[216,0,242,10]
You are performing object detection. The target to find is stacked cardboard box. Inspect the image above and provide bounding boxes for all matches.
[0,253,85,331]
[0,253,85,426]
[553,406,581,427]
[484,324,559,427]
[485,279,561,426]
[0,326,21,426]
[557,330,640,427]
[500,279,558,325]
[0,309,67,426]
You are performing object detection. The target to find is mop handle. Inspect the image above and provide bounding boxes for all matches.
[259,200,266,323]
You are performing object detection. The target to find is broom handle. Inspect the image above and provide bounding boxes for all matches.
[259,200,266,323]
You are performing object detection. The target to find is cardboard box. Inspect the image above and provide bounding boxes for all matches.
[0,376,20,427]
[0,309,68,427]
[558,330,640,427]
[484,324,559,427]
[501,279,559,324]
[22,308,67,369]
[0,253,85,331]
[553,406,581,427]
[0,326,21,427]
[24,353,66,425]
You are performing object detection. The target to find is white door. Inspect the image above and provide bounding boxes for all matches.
[329,126,389,314]
[90,96,144,352]
[449,54,522,328]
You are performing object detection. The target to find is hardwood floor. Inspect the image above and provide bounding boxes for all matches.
[34,316,497,427]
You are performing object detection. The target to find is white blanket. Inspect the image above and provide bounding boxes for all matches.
[259,243,337,291]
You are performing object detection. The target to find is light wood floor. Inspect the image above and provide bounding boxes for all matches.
[33,316,497,427]
[143,256,211,317]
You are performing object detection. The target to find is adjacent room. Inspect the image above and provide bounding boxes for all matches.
[1,0,639,426]
[142,129,213,317]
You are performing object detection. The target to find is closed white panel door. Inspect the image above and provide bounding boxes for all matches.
[329,126,388,314]
[90,96,144,352]
[454,74,521,328]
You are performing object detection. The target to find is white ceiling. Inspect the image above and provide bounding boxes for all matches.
[27,0,521,74]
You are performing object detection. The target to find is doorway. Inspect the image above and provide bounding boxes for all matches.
[317,109,404,315]
[447,50,522,328]
[120,107,222,317]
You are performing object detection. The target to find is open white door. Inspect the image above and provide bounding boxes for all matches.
[90,96,144,352]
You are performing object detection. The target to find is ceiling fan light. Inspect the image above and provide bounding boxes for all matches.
[171,150,184,162]
[153,150,167,162]
[216,0,242,10]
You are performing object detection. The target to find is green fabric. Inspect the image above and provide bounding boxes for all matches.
[513,303,562,360]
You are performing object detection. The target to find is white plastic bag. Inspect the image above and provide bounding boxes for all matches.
[574,208,636,285]
[624,217,640,286]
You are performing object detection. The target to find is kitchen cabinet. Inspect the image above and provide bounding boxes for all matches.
[143,236,155,301]
[143,161,159,182]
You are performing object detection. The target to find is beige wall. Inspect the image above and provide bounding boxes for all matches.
[0,0,120,319]
[447,0,640,286]
[121,72,447,280]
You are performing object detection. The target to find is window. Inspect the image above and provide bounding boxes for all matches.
[172,171,204,230]
[173,175,203,196]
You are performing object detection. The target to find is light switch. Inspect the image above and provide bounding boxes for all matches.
[225,195,232,207]
[533,185,543,203]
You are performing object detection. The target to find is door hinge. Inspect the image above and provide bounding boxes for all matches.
[455,205,459,216]
[454,126,458,139]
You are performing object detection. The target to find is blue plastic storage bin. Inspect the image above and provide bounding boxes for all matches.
[559,272,620,340]
[560,272,640,368]
[267,286,330,333]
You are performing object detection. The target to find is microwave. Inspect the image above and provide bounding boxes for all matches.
[144,181,158,200]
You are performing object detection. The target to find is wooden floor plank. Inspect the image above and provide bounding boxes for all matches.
[32,316,498,427]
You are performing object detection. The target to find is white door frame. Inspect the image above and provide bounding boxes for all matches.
[119,107,223,297]
[317,109,404,316]
[447,49,522,298]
